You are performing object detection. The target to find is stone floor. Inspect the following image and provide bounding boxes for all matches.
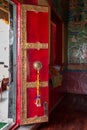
[37,93,87,130]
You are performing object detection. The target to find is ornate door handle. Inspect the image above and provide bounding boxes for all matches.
[33,61,42,107]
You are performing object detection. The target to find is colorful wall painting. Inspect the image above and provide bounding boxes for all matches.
[68,0,87,67]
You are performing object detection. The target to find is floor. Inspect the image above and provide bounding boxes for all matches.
[37,94,87,130]
[0,90,8,122]
[0,90,13,129]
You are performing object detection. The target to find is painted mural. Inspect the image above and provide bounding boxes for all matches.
[64,0,87,94]
[68,0,87,65]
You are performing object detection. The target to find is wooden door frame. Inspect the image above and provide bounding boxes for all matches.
[9,0,21,129]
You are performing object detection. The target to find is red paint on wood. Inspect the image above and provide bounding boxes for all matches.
[23,0,38,4]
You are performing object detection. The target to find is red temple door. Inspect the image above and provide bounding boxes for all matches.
[21,4,49,124]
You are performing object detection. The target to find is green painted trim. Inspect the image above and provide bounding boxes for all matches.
[0,122,7,129]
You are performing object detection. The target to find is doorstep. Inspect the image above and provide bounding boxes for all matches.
[17,124,40,130]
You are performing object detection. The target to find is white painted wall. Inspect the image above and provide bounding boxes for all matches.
[0,19,9,80]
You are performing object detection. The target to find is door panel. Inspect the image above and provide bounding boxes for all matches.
[27,49,48,82]
[21,4,49,124]
[26,11,49,43]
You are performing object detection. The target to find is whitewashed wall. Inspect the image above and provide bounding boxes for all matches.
[0,19,9,80]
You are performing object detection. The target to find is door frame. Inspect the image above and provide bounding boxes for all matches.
[9,0,21,129]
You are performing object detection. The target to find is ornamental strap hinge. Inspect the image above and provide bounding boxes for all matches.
[22,42,48,50]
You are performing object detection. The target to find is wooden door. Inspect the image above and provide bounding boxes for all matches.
[21,4,49,124]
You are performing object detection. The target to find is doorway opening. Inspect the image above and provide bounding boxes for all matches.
[0,0,17,129]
